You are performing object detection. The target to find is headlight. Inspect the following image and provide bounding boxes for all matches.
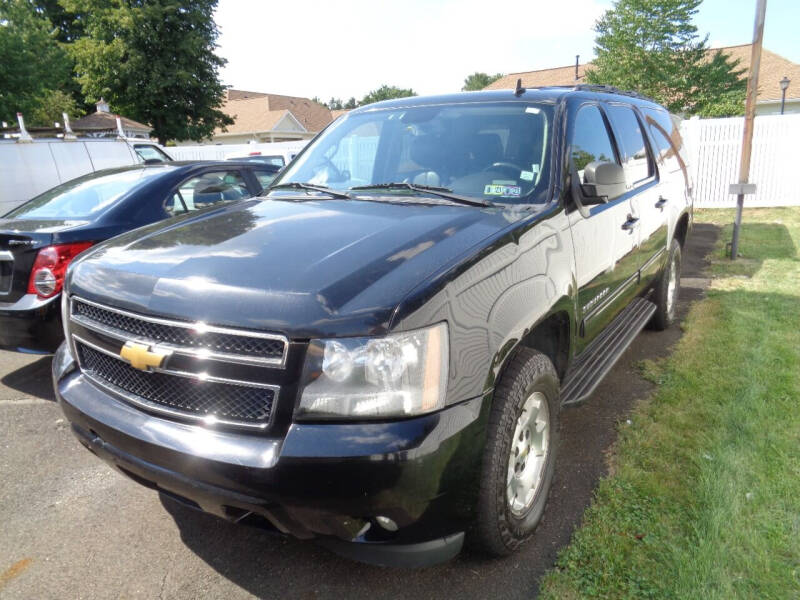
[297,322,449,419]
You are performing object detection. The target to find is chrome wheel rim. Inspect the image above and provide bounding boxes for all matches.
[666,256,678,316]
[507,391,550,516]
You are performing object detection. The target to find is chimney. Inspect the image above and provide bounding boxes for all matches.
[96,98,110,113]
[575,55,580,81]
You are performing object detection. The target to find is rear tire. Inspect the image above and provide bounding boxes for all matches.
[473,348,560,556]
[649,238,682,331]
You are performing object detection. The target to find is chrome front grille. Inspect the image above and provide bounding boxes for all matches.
[67,296,286,430]
[76,341,275,425]
[71,297,287,367]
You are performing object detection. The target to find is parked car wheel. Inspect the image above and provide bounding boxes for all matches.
[649,238,682,331]
[473,348,560,556]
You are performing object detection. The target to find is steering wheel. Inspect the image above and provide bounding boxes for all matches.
[483,162,526,177]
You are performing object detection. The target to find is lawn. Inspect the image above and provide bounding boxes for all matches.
[539,208,800,599]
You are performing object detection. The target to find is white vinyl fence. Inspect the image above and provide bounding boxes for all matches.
[169,140,308,163]
[681,113,800,208]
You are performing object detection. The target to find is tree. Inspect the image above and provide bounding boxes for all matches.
[359,85,416,106]
[587,0,745,116]
[29,89,82,126]
[35,0,84,42]
[64,0,232,144]
[462,72,504,91]
[0,0,73,124]
[326,97,357,110]
[32,0,91,115]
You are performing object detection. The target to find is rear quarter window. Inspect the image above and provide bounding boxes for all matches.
[642,107,689,187]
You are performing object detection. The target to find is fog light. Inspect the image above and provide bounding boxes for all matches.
[375,515,398,532]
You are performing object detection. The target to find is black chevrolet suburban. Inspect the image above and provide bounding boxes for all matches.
[54,86,692,567]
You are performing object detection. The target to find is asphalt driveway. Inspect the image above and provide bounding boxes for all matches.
[0,224,717,599]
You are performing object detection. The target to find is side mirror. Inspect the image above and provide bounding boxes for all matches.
[580,161,626,204]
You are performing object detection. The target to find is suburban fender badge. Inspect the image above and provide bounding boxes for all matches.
[119,341,171,371]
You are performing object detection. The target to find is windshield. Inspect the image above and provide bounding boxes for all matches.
[6,168,167,220]
[275,102,554,204]
[233,155,285,166]
[133,144,171,163]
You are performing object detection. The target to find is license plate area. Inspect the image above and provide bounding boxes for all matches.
[0,251,13,295]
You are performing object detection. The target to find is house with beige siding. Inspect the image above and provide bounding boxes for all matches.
[181,89,335,145]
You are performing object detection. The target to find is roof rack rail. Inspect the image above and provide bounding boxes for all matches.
[507,84,657,104]
[570,84,656,103]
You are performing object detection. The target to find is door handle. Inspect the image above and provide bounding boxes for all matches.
[621,217,640,232]
[655,196,668,209]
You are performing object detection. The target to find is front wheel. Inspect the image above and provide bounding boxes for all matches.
[473,348,560,556]
[649,238,682,330]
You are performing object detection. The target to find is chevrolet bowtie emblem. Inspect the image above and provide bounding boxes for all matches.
[119,341,171,371]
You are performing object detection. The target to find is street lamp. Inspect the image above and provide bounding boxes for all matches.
[779,76,790,115]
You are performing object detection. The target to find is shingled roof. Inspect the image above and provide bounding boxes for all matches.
[219,90,333,135]
[485,45,798,103]
[70,110,151,132]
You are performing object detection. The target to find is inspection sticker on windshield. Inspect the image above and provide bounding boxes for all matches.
[484,184,521,197]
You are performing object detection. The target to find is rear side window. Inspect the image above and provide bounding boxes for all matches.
[606,105,653,186]
[570,105,619,196]
[167,171,251,215]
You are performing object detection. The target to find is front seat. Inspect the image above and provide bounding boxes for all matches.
[468,133,504,171]
[408,135,444,186]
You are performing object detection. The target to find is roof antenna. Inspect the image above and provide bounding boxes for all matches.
[575,55,580,81]
[514,78,525,97]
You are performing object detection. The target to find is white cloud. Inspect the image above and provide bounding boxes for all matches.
[214,0,609,100]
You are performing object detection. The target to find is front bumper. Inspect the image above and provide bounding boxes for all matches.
[0,293,62,353]
[53,343,489,567]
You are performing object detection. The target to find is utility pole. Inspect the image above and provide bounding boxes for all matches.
[729,0,767,260]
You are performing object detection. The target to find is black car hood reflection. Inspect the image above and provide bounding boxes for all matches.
[69,198,522,337]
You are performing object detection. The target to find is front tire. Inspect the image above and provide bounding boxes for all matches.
[473,348,560,556]
[649,238,682,331]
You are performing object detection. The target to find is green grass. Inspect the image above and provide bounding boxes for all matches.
[538,208,800,600]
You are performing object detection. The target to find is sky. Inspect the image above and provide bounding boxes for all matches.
[214,0,800,101]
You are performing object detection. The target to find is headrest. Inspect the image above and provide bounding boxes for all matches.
[410,135,444,170]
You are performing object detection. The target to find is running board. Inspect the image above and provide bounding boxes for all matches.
[561,297,657,407]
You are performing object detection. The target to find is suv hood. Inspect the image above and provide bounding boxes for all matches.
[68,198,519,337]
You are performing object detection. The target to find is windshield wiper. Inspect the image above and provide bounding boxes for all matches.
[269,182,352,199]
[349,183,491,207]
